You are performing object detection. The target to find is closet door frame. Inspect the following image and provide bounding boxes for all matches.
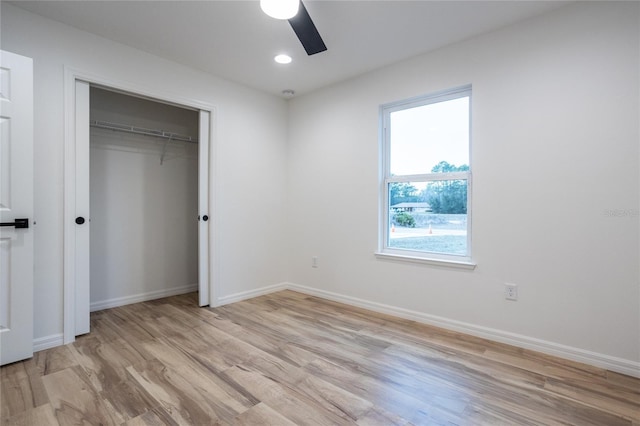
[63,67,217,344]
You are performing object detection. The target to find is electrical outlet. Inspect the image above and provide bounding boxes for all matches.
[312,256,318,268]
[505,283,518,301]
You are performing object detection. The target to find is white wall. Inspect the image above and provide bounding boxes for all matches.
[287,1,640,369]
[1,3,289,341]
[90,88,199,308]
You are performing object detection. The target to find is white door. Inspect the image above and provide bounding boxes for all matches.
[74,81,90,335]
[0,50,34,365]
[198,110,210,307]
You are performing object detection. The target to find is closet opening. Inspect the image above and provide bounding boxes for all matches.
[88,86,201,313]
[64,75,213,343]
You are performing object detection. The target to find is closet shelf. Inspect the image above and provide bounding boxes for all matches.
[90,120,198,143]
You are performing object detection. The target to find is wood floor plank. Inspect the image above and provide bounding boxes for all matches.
[305,359,452,424]
[126,358,254,425]
[122,406,180,426]
[460,401,546,426]
[0,363,49,419]
[206,315,320,369]
[0,403,59,426]
[543,376,640,423]
[360,319,489,358]
[216,305,386,373]
[31,344,78,377]
[240,351,373,422]
[482,344,609,382]
[100,379,161,422]
[2,290,639,426]
[380,339,548,398]
[232,402,297,426]
[355,406,413,426]
[41,365,123,425]
[145,329,259,375]
[375,337,634,425]
[223,364,354,425]
[607,370,640,392]
[68,335,152,391]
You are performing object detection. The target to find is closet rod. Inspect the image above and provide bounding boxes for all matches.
[90,120,198,143]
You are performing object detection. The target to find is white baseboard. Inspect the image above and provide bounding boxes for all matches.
[90,284,198,312]
[216,283,288,306]
[33,333,64,352]
[281,282,640,378]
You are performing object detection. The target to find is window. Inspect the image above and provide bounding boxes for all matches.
[378,85,473,266]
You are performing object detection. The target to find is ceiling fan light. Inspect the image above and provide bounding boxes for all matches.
[260,0,299,20]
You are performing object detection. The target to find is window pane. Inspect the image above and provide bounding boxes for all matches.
[390,96,469,176]
[388,180,467,256]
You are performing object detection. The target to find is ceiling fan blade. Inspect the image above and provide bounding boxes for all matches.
[288,1,327,56]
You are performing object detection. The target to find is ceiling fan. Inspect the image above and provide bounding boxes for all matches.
[261,0,327,56]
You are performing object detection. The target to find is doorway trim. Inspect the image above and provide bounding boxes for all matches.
[63,67,218,344]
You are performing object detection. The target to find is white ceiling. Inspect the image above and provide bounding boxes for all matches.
[10,0,569,97]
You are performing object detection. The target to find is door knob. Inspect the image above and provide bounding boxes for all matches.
[75,217,85,225]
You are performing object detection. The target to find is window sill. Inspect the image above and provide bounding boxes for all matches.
[374,252,477,270]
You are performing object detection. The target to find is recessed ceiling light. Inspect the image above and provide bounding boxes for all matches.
[274,54,292,64]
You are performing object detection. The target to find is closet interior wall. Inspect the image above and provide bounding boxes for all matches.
[89,87,199,310]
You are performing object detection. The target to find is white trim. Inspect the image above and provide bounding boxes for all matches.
[33,334,64,353]
[63,66,218,344]
[63,69,77,345]
[383,84,473,113]
[387,172,469,183]
[90,284,198,312]
[374,252,477,270]
[283,282,640,378]
[64,66,217,112]
[216,283,288,306]
[209,134,219,308]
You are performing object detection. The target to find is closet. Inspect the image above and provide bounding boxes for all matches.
[89,87,199,310]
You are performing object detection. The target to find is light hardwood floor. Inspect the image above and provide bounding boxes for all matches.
[1,290,639,425]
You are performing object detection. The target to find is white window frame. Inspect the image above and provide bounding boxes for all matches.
[376,85,476,269]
